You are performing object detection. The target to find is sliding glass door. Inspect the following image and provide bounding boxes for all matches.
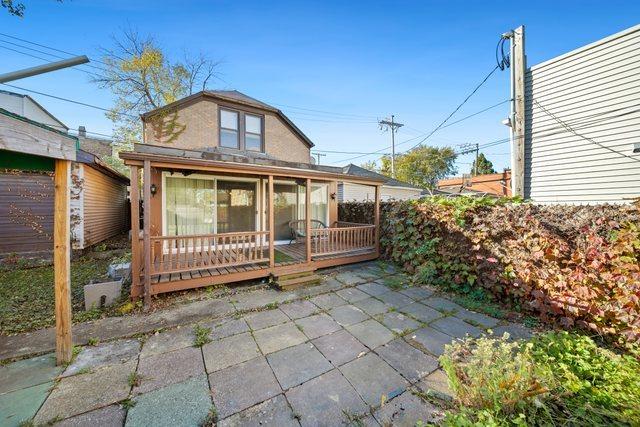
[164,174,258,236]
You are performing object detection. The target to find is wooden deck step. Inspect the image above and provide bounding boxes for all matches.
[274,271,321,291]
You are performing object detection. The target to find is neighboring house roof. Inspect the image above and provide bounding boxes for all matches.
[437,170,511,197]
[341,164,423,191]
[76,149,129,184]
[140,90,315,148]
[0,89,68,131]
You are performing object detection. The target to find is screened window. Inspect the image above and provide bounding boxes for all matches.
[220,109,239,148]
[245,114,263,151]
[216,180,257,233]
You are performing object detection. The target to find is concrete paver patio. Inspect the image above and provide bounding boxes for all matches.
[0,261,529,426]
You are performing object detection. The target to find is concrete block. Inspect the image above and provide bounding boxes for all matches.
[84,279,123,310]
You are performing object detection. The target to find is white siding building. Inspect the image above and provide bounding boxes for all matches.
[338,164,424,202]
[524,24,640,204]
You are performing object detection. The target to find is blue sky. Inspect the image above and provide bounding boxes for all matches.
[2,0,638,173]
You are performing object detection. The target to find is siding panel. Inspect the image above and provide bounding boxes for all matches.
[82,166,128,246]
[524,25,640,204]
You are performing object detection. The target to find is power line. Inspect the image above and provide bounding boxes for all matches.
[0,44,102,79]
[1,83,137,118]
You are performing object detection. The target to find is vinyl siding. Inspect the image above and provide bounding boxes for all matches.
[524,25,640,204]
[338,182,421,202]
[0,171,54,254]
[82,165,128,246]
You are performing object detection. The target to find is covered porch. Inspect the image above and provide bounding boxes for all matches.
[121,145,383,303]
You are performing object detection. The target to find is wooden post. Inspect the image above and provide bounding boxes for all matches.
[142,160,152,308]
[511,25,526,197]
[129,166,141,299]
[54,159,72,365]
[374,185,381,257]
[268,175,274,268]
[305,178,311,263]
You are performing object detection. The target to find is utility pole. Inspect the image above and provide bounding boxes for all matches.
[379,115,403,178]
[459,142,479,175]
[474,142,479,176]
[505,26,526,197]
[312,152,326,165]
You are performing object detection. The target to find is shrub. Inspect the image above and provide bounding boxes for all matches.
[441,332,640,426]
[339,198,640,347]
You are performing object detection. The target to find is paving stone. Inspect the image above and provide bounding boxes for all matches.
[493,322,533,340]
[415,369,454,402]
[267,342,333,390]
[312,330,368,367]
[54,404,126,427]
[399,302,443,324]
[406,327,456,357]
[140,326,195,358]
[254,322,308,354]
[205,317,251,341]
[375,339,438,383]
[0,381,52,427]
[0,353,61,394]
[336,287,370,303]
[328,304,369,326]
[454,309,501,329]
[339,353,408,406]
[279,299,319,320]
[356,282,391,297]
[244,309,290,330]
[353,297,391,316]
[232,289,294,311]
[63,339,140,377]
[294,313,341,340]
[430,316,483,338]
[126,375,211,427]
[34,360,135,424]
[202,332,260,373]
[399,287,434,300]
[286,369,368,426]
[380,312,421,334]
[135,346,205,394]
[346,319,395,349]
[374,390,442,426]
[218,394,298,427]
[376,291,414,308]
[209,356,281,419]
[335,271,366,286]
[309,293,347,310]
[355,269,383,281]
[422,297,464,313]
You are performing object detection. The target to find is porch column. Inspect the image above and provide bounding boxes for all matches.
[268,175,274,268]
[142,160,152,308]
[54,159,72,365]
[374,185,381,257]
[305,178,311,263]
[129,166,141,299]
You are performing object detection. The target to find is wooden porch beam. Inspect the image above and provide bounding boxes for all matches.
[143,160,152,308]
[268,175,275,268]
[129,166,141,299]
[305,178,311,263]
[53,159,72,365]
[374,185,381,257]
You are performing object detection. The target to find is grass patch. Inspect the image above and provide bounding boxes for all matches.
[450,294,508,319]
[440,332,640,426]
[0,257,122,334]
[192,324,212,347]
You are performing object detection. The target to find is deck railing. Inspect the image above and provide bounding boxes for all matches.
[310,223,376,256]
[146,231,270,276]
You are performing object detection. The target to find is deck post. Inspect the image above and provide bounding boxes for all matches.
[54,159,72,365]
[374,185,380,256]
[143,160,152,308]
[305,178,311,263]
[129,166,141,299]
[268,175,275,268]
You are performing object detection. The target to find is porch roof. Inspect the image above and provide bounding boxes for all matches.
[120,143,385,185]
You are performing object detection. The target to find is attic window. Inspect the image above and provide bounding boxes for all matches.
[220,109,239,148]
[245,114,263,151]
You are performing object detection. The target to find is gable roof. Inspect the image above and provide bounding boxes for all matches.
[140,90,314,148]
[342,164,424,190]
[0,89,68,131]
